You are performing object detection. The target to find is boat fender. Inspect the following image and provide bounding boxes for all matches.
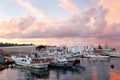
[110,64,114,69]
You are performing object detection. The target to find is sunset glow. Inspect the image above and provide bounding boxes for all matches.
[0,0,120,50]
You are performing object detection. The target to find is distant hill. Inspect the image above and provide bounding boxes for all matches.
[0,42,34,47]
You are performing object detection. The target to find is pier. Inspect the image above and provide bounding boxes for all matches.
[0,57,15,70]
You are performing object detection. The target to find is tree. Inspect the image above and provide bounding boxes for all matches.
[98,45,103,49]
[36,45,46,51]
[112,48,116,52]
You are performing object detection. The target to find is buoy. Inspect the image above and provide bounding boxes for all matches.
[110,64,114,69]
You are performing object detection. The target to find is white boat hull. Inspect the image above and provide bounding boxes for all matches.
[11,56,49,69]
[81,54,109,58]
[110,53,120,58]
[15,61,48,69]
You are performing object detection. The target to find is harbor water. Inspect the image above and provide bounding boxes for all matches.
[0,58,120,80]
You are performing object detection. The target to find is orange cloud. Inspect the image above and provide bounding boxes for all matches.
[99,0,120,24]
[59,0,79,15]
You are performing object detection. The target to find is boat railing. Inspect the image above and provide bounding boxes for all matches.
[31,58,52,64]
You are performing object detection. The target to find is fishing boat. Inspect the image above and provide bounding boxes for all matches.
[49,56,73,68]
[11,55,51,69]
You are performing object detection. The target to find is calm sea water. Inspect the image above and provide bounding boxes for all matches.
[0,58,120,80]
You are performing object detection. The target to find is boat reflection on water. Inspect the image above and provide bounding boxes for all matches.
[50,65,86,74]
[13,64,86,80]
[48,65,86,80]
[14,66,49,80]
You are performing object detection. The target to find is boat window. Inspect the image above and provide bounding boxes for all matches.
[21,59,27,62]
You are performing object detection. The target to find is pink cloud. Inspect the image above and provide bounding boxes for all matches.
[0,15,35,38]
[0,0,120,51]
[0,1,120,50]
[59,0,79,15]
[0,5,119,39]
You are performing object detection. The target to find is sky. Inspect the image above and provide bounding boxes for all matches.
[0,0,120,50]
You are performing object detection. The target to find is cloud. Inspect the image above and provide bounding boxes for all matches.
[16,0,51,23]
[59,0,79,15]
[0,1,120,48]
[99,0,120,24]
[0,14,35,38]
[0,0,120,51]
[0,2,120,41]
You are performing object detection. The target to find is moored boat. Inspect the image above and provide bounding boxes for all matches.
[11,55,51,69]
[81,54,109,58]
[109,52,120,58]
[63,53,81,63]
[49,56,73,68]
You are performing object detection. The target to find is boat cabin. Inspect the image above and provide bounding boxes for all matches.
[31,58,52,64]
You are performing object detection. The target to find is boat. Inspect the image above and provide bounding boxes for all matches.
[47,52,81,64]
[49,56,73,68]
[11,55,51,69]
[62,53,81,63]
[109,52,120,58]
[81,54,109,58]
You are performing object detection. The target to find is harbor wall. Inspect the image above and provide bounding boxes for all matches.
[0,46,36,56]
